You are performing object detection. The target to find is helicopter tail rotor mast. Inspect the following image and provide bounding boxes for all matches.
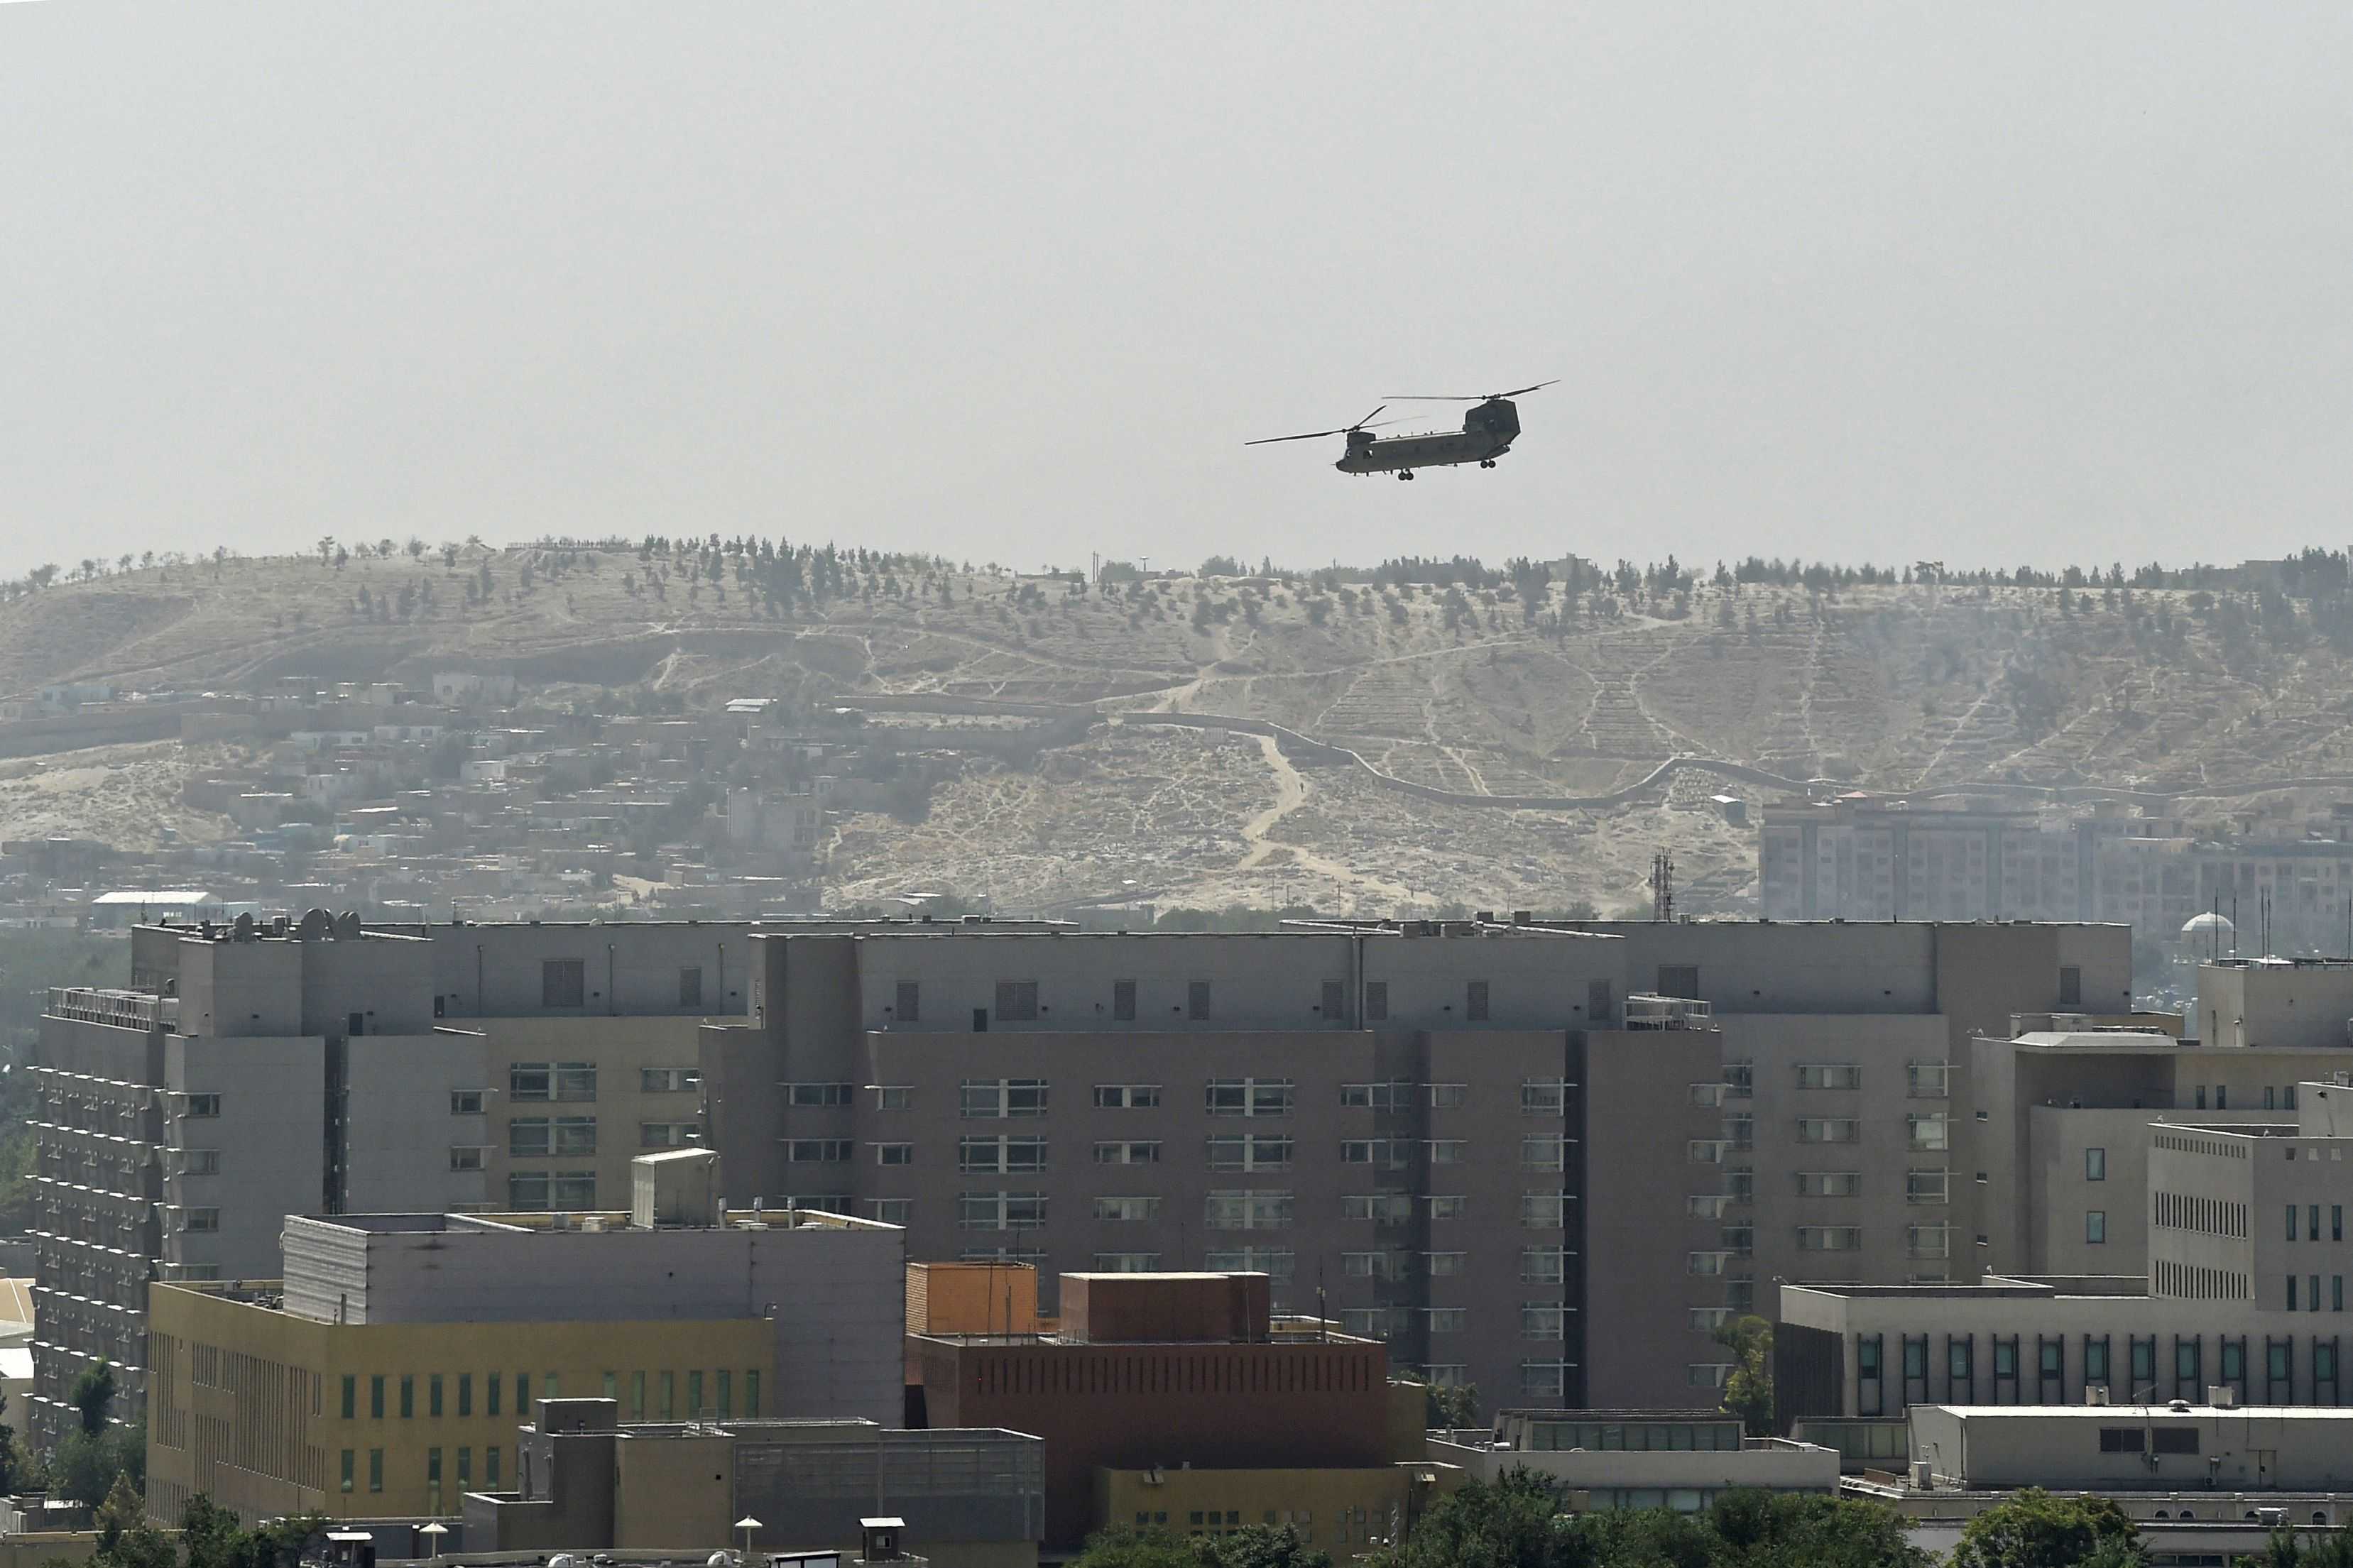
[1242,405,1404,446]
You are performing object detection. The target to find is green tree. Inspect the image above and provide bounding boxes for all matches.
[1708,1491,1928,1568]
[1714,1316,1774,1436]
[1950,1488,2141,1568]
[73,1359,117,1433]
[1369,1469,1596,1568]
[1424,1383,1481,1430]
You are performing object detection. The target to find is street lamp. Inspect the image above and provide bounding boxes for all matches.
[736,1516,763,1562]
[419,1523,447,1562]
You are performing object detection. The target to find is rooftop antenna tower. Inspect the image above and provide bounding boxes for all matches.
[1651,850,1674,922]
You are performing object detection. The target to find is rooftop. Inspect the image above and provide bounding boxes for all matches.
[1931,1403,2353,1421]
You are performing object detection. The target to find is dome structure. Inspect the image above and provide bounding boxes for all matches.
[2181,911,2235,939]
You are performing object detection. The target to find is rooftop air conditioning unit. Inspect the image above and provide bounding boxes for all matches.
[1909,1460,1933,1490]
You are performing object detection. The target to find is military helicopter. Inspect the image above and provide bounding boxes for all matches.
[1247,380,1557,479]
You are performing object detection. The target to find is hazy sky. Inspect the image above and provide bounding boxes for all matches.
[5,3,2351,581]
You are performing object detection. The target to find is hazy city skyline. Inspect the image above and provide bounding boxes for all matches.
[5,3,2351,581]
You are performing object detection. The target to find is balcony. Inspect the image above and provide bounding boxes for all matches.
[46,989,177,1031]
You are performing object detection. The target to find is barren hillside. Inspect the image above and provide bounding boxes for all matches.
[10,547,2353,914]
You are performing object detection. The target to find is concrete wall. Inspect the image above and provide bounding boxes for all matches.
[420,921,758,1018]
[164,1031,325,1279]
[462,1014,709,1212]
[1909,1403,2353,1491]
[2198,963,2353,1051]
[345,1031,491,1212]
[281,1215,905,1426]
[1429,1435,1839,1496]
[1093,1464,1454,1559]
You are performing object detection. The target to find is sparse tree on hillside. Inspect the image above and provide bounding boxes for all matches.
[316,536,337,566]
[442,542,459,571]
[406,537,426,560]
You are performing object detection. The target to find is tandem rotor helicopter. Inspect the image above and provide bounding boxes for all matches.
[1246,380,1557,480]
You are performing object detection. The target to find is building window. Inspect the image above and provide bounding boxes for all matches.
[183,1093,222,1119]
[1205,1190,1293,1230]
[2291,1206,2301,1242]
[868,1142,912,1166]
[787,1082,853,1107]
[1094,1084,1161,1108]
[868,1199,911,1224]
[995,980,1040,1022]
[2086,1148,2107,1182]
[1519,1304,1568,1342]
[2099,1427,2146,1454]
[542,959,585,1008]
[1365,981,1389,1022]
[1426,1139,1467,1165]
[894,980,920,1022]
[1095,1252,1162,1272]
[1521,1137,1566,1171]
[368,1449,383,1493]
[1466,981,1490,1021]
[1796,1119,1860,1145]
[2152,1427,2199,1456]
[552,1116,597,1155]
[510,1118,551,1157]
[341,1375,356,1420]
[1796,1227,1862,1251]
[1430,1082,1469,1109]
[430,1374,444,1418]
[1203,1247,1294,1279]
[1093,1141,1161,1165]
[959,1136,1047,1173]
[874,1085,910,1110]
[1113,980,1137,1021]
[1522,1080,1568,1115]
[1798,1171,1862,1198]
[1095,1196,1162,1222]
[1424,1308,1467,1334]
[371,1376,385,1419]
[787,1139,852,1163]
[959,1191,1048,1230]
[1207,1134,1294,1171]
[961,1079,1049,1118]
[1188,980,1213,1021]
[1522,1193,1566,1228]
[449,1090,484,1116]
[1206,1078,1294,1117]
[1426,1195,1467,1221]
[1321,980,1345,1018]
[1904,1169,1948,1205]
[1657,964,1700,999]
[400,1376,415,1419]
[182,1207,220,1232]
[459,1374,472,1418]
[1521,1248,1567,1283]
[641,1068,699,1093]
[2087,1211,2107,1245]
[340,1449,354,1493]
[1906,1113,1950,1151]
[1906,1061,1949,1098]
[1796,1063,1862,1091]
[641,1122,701,1148]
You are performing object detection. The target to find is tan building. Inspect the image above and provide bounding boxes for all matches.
[147,1281,772,1522]
[464,1400,1042,1568]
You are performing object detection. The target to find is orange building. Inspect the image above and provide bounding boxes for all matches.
[911,1272,1414,1549]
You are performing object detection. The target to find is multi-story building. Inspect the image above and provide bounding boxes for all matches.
[703,918,2124,1408]
[1426,1409,1838,1514]
[909,1271,1420,1550]
[1778,1076,2353,1428]
[31,914,485,1445]
[1763,799,2353,955]
[146,1157,903,1523]
[464,1402,1043,1567]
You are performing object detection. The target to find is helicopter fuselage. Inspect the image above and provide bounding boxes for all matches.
[1336,396,1521,473]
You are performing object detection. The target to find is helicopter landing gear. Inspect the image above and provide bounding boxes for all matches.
[1478,459,1497,468]
[1394,469,1415,481]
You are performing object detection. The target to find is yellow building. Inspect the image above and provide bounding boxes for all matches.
[1092,1464,1463,1559]
[146,1282,772,1524]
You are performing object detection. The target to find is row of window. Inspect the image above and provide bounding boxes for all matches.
[886,1079,1576,1117]
[918,1135,1569,1173]
[340,1444,497,1496]
[885,979,1553,1026]
[2286,1205,2347,1243]
[953,1190,1564,1229]
[340,1368,760,1423]
[1723,1062,1950,1098]
[1855,1330,2347,1417]
[503,1118,703,1156]
[846,1192,1570,1227]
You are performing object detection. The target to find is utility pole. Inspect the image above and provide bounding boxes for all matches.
[1651,850,1675,922]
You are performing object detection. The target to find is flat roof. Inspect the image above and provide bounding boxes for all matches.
[1931,1403,2353,1421]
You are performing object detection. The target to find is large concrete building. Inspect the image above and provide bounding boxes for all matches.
[1778,1073,2353,1428]
[703,917,2126,1408]
[463,1401,1043,1568]
[145,1159,904,1523]
[909,1271,1419,1550]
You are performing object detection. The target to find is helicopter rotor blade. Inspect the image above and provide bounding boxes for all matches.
[1383,378,1559,401]
[1495,378,1560,399]
[1245,427,1353,446]
[1352,405,1387,429]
